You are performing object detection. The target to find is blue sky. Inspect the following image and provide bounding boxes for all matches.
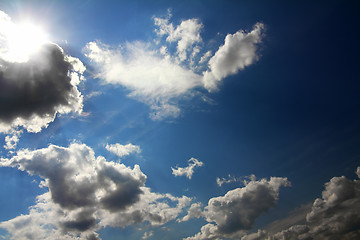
[0,0,360,239]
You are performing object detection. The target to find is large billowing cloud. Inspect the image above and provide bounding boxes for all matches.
[0,143,191,239]
[240,167,360,240]
[84,12,264,120]
[0,10,85,133]
[184,177,290,239]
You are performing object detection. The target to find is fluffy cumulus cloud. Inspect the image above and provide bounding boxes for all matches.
[171,157,204,179]
[106,143,141,158]
[240,167,360,240]
[0,143,191,239]
[0,10,85,133]
[84,11,264,120]
[203,22,264,90]
[185,177,291,239]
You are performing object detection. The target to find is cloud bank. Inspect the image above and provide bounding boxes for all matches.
[0,10,85,133]
[0,143,191,239]
[84,12,264,120]
[240,167,360,240]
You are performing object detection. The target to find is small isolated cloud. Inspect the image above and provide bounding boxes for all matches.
[240,166,360,240]
[184,176,291,239]
[84,11,264,120]
[0,143,192,239]
[106,143,141,158]
[171,157,204,179]
[142,231,153,240]
[0,10,85,133]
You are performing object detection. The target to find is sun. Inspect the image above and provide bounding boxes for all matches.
[1,20,48,62]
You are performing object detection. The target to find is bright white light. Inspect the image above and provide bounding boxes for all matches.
[1,21,48,62]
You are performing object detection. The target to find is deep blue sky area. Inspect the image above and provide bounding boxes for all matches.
[0,1,360,239]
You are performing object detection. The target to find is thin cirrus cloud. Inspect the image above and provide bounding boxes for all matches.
[105,143,141,158]
[171,157,204,179]
[0,143,192,239]
[84,11,264,120]
[0,10,86,134]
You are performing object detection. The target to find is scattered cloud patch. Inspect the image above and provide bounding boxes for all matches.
[185,176,290,239]
[106,143,141,158]
[216,174,257,187]
[154,11,203,62]
[0,143,192,239]
[217,174,239,187]
[0,10,86,133]
[3,129,22,150]
[142,231,153,240]
[84,11,264,120]
[171,157,204,179]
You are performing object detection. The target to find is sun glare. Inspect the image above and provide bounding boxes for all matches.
[3,21,48,62]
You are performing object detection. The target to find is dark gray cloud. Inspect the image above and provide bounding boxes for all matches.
[185,177,290,239]
[0,43,85,133]
[0,44,70,121]
[0,143,191,239]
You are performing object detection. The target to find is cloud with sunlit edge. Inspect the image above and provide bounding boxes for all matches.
[0,10,86,134]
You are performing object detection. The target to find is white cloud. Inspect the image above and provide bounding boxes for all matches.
[84,41,203,120]
[0,10,86,133]
[0,143,192,239]
[185,176,290,239]
[84,11,264,120]
[203,22,265,91]
[106,143,141,158]
[171,157,204,179]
